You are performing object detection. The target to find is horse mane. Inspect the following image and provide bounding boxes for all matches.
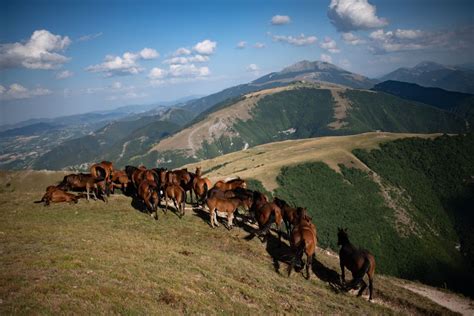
[225,177,244,184]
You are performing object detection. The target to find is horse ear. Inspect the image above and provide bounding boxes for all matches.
[344,227,348,232]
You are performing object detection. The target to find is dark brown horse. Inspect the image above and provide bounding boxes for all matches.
[58,173,106,201]
[137,180,160,219]
[287,208,317,280]
[250,191,283,242]
[131,168,158,190]
[273,197,299,235]
[338,228,376,301]
[90,161,114,195]
[206,195,251,229]
[213,178,247,192]
[170,168,196,204]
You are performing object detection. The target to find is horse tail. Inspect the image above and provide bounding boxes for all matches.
[295,239,306,268]
[202,182,209,204]
[347,257,371,290]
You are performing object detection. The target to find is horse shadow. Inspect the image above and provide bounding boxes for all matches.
[311,257,344,292]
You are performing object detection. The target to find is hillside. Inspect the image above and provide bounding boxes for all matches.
[183,60,377,115]
[0,168,471,314]
[372,80,474,125]
[183,132,474,297]
[133,83,467,168]
[380,61,474,94]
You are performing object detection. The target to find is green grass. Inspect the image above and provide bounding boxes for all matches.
[0,171,457,314]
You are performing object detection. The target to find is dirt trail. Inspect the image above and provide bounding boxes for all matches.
[327,88,351,130]
[399,283,474,315]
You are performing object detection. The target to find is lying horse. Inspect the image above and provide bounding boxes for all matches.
[137,180,160,219]
[338,228,376,301]
[288,208,317,280]
[35,186,81,206]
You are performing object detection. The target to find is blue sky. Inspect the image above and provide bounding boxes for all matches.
[1,0,473,125]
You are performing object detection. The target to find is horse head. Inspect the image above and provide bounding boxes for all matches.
[337,227,349,246]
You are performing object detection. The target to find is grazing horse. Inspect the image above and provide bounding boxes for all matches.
[192,167,212,205]
[250,191,283,242]
[58,173,105,201]
[163,181,186,217]
[137,180,160,219]
[273,197,299,235]
[90,161,114,195]
[170,168,196,204]
[213,178,247,191]
[206,196,251,229]
[338,228,376,301]
[287,208,317,280]
[131,168,158,190]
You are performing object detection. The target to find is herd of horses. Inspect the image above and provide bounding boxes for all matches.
[36,160,376,301]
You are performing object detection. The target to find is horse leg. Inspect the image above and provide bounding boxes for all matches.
[86,186,90,201]
[305,252,312,280]
[340,261,345,286]
[214,209,219,227]
[368,275,374,301]
[210,208,215,228]
[357,280,368,297]
[227,212,234,230]
[164,196,168,214]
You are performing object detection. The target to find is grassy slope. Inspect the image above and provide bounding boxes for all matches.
[0,171,457,314]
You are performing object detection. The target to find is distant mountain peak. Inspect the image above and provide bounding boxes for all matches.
[413,61,447,72]
[281,60,342,73]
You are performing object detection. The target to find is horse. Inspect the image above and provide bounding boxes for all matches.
[170,168,196,204]
[287,208,317,280]
[137,180,160,219]
[90,161,114,195]
[58,173,106,201]
[273,197,299,235]
[249,191,283,242]
[35,186,81,206]
[213,178,247,191]
[131,168,158,190]
[111,170,130,194]
[163,182,186,218]
[192,167,212,205]
[206,195,251,229]
[337,228,376,301]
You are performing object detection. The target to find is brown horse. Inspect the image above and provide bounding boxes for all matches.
[137,180,160,219]
[58,173,106,201]
[131,168,158,190]
[170,168,196,204]
[90,161,114,195]
[213,178,247,191]
[338,228,376,301]
[273,197,299,235]
[35,186,80,206]
[250,191,283,242]
[287,208,317,280]
[163,183,186,217]
[192,167,212,204]
[206,195,251,229]
[111,170,130,193]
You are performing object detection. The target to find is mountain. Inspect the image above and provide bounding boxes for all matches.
[130,82,468,168]
[372,80,474,125]
[32,107,194,170]
[183,60,377,115]
[380,61,474,94]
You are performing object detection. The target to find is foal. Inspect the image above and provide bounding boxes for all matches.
[338,228,376,301]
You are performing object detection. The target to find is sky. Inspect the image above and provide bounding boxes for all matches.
[1,0,473,125]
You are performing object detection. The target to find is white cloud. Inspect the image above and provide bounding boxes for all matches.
[328,0,388,32]
[163,54,209,64]
[169,64,210,77]
[173,47,192,56]
[320,54,333,63]
[236,41,247,49]
[271,15,291,25]
[368,28,430,53]
[320,37,341,53]
[247,64,259,72]
[0,83,52,100]
[271,33,317,46]
[148,67,167,79]
[77,32,103,42]
[193,39,217,55]
[56,70,73,79]
[86,47,158,77]
[254,42,266,49]
[341,32,365,45]
[139,48,159,59]
[393,29,424,40]
[0,29,71,70]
